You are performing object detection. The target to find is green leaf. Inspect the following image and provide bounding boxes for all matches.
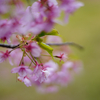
[37,31,47,37]
[47,29,59,36]
[38,42,53,58]
[37,29,59,37]
[35,37,43,42]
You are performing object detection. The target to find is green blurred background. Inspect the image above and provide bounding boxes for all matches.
[0,0,100,100]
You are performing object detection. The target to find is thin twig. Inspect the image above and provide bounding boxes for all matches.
[46,42,84,50]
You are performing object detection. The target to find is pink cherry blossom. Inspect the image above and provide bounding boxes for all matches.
[43,60,58,76]
[11,65,32,77]
[18,76,32,87]
[60,0,84,23]
[33,64,46,83]
[25,43,41,57]
[56,70,72,86]
[0,0,10,14]
[0,20,12,42]
[55,53,67,61]
[10,49,31,66]
[0,50,10,63]
[33,61,58,83]
[18,2,45,35]
[62,61,74,71]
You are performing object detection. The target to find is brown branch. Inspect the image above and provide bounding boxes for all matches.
[0,42,84,50]
[0,43,19,49]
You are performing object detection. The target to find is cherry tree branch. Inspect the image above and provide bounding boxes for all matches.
[46,42,84,50]
[0,42,83,50]
[0,43,19,49]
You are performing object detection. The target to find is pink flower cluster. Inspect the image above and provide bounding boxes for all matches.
[0,0,83,93]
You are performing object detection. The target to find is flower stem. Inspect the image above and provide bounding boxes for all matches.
[19,50,25,66]
[25,52,36,65]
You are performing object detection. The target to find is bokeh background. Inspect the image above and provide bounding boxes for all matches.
[0,0,100,100]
